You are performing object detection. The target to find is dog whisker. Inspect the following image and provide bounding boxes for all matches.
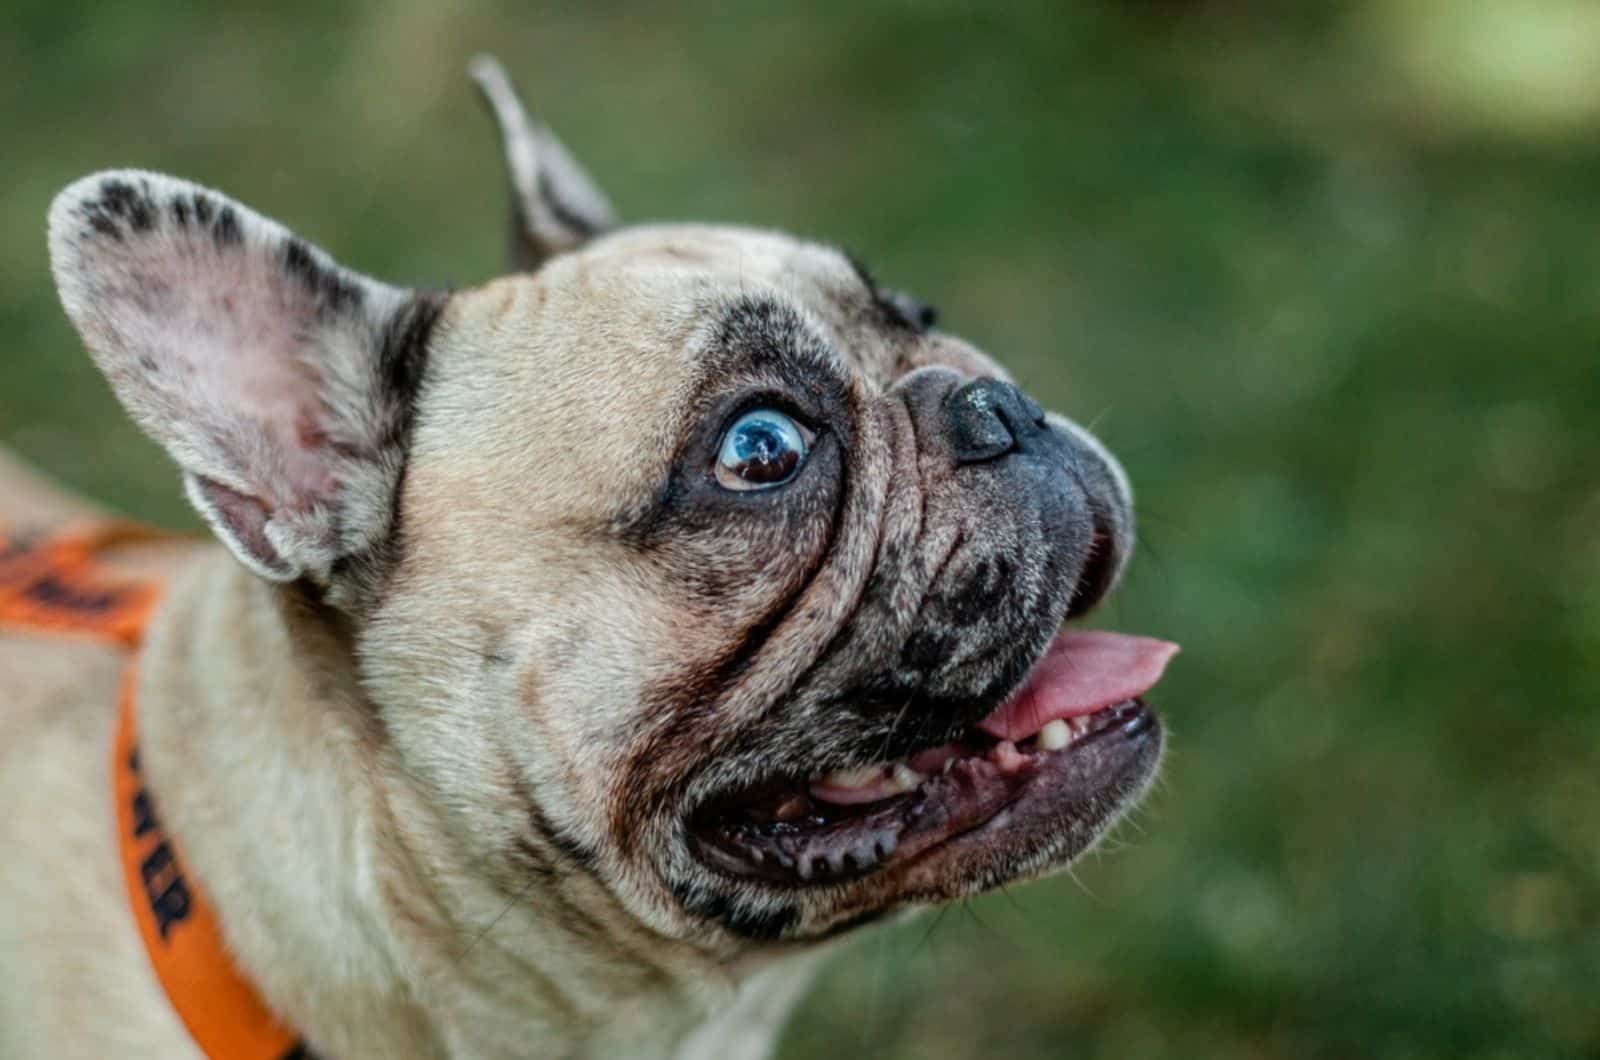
[453,875,541,968]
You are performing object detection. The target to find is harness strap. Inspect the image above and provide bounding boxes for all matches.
[0,523,165,647]
[113,671,316,1060]
[0,523,319,1060]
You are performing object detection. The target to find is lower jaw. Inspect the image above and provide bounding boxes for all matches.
[689,697,1160,889]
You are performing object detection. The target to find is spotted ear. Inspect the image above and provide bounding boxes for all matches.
[469,55,617,271]
[47,171,442,589]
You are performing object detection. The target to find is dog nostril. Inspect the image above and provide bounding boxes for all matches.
[945,378,1032,465]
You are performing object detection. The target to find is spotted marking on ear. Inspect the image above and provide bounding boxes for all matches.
[68,176,249,254]
[98,179,155,232]
[212,204,242,247]
[283,237,364,317]
[323,290,444,608]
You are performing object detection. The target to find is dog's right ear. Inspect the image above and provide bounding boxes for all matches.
[469,54,617,272]
[48,172,442,590]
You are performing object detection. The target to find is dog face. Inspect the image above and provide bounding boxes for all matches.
[48,60,1174,950]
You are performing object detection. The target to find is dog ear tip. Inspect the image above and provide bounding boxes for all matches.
[48,169,180,258]
[468,53,505,82]
[47,171,115,241]
[46,172,130,299]
[52,168,159,210]
[468,54,517,106]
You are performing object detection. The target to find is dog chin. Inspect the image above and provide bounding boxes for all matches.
[686,629,1176,926]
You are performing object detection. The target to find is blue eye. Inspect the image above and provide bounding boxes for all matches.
[716,409,810,490]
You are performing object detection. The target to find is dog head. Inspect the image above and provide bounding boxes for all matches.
[47,58,1176,951]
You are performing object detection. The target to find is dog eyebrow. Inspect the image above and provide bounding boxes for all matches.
[707,295,851,404]
[608,294,852,546]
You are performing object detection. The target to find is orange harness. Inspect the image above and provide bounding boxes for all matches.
[0,524,319,1060]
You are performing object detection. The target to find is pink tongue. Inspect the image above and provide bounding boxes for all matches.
[976,631,1179,741]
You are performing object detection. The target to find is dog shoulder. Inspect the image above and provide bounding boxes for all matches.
[0,638,200,1057]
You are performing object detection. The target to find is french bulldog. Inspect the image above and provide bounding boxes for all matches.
[0,57,1177,1059]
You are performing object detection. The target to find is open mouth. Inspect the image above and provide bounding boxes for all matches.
[689,630,1179,888]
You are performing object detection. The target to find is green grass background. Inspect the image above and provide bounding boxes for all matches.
[4,3,1597,1057]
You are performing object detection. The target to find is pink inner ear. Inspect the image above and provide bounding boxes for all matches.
[192,475,293,578]
[51,174,404,578]
[115,247,345,515]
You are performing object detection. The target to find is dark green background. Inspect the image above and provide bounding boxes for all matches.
[5,4,1596,1057]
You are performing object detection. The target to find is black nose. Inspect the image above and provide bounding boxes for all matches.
[943,378,1047,465]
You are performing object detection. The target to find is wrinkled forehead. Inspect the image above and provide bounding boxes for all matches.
[581,223,861,302]
[565,222,904,385]
[416,226,892,522]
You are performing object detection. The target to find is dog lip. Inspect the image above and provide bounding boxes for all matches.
[684,588,1175,911]
[884,702,1163,898]
[686,697,1159,890]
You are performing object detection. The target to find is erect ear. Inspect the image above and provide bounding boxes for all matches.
[469,54,617,272]
[48,171,443,590]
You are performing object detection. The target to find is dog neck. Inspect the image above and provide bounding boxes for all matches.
[131,548,817,1059]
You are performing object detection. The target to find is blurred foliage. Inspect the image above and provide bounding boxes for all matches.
[4,2,1598,1057]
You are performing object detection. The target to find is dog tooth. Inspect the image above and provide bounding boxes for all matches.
[1038,719,1071,751]
[797,855,815,881]
[827,850,847,875]
[942,757,958,774]
[890,763,925,792]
